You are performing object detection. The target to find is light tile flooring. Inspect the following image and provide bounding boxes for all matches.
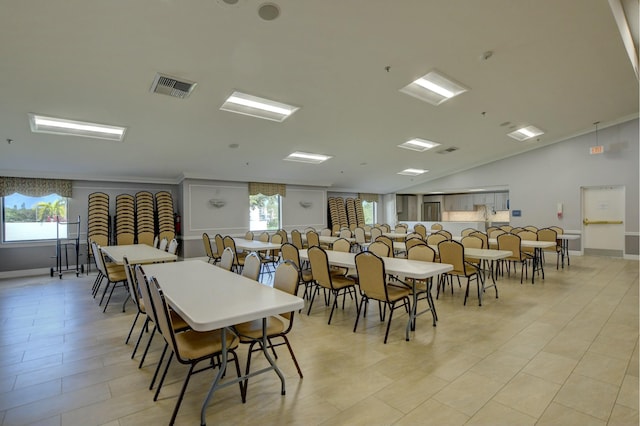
[0,255,637,425]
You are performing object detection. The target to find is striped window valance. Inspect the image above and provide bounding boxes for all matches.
[0,177,73,197]
[358,193,379,203]
[248,182,286,197]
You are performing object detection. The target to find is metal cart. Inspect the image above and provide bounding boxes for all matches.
[50,215,84,278]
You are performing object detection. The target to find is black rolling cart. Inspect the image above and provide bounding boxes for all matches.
[50,215,84,278]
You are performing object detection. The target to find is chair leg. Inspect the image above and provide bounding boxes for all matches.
[154,351,174,401]
[327,290,339,324]
[150,342,169,390]
[139,325,157,368]
[168,362,194,426]
[281,335,303,378]
[242,341,258,403]
[131,317,150,359]
[125,311,140,344]
[353,296,366,333]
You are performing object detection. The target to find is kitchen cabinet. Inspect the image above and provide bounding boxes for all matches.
[494,192,509,210]
[444,194,474,211]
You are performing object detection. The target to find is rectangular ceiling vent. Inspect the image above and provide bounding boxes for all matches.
[150,73,197,99]
[437,146,459,154]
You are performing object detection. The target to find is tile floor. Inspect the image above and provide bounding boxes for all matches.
[0,255,637,425]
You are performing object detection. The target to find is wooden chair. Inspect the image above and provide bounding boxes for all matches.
[437,240,482,305]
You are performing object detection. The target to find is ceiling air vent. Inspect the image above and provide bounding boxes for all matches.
[150,73,197,99]
[437,146,459,154]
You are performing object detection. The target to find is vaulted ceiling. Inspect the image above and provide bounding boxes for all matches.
[0,0,637,193]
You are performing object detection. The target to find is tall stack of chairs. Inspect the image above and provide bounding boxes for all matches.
[135,191,155,246]
[354,198,365,227]
[115,194,135,245]
[87,192,110,272]
[345,198,357,228]
[155,191,175,242]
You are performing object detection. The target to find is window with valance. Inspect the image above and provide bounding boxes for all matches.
[0,177,72,197]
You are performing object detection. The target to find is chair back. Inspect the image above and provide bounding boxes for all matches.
[135,265,157,326]
[290,229,304,249]
[375,235,395,257]
[222,236,238,262]
[167,238,179,255]
[214,234,224,257]
[407,244,435,262]
[370,227,382,241]
[91,240,106,275]
[537,228,559,250]
[414,224,427,239]
[158,237,169,251]
[518,230,537,241]
[308,246,333,289]
[146,276,182,361]
[244,231,254,240]
[367,241,390,257]
[461,235,484,249]
[549,226,563,235]
[381,224,391,232]
[500,225,513,232]
[405,237,426,251]
[332,238,351,253]
[273,261,300,321]
[117,233,135,245]
[497,233,522,261]
[438,240,467,274]
[153,235,159,248]
[304,227,316,233]
[123,256,142,313]
[320,228,332,237]
[430,223,443,231]
[219,247,235,271]
[138,231,155,246]
[242,252,261,281]
[461,228,477,237]
[470,231,488,248]
[437,230,452,240]
[306,231,320,248]
[405,232,422,241]
[202,233,215,260]
[277,229,288,243]
[427,233,447,246]
[355,251,388,301]
[489,229,505,239]
[524,226,538,232]
[339,229,352,238]
[354,227,366,244]
[258,231,269,242]
[280,243,301,268]
[394,225,407,234]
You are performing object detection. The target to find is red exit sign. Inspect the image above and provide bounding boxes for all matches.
[590,145,604,155]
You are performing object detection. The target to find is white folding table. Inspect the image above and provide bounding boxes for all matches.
[101,244,177,265]
[298,249,452,341]
[143,259,304,426]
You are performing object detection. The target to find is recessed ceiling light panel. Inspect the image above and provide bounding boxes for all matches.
[284,151,332,164]
[397,168,428,176]
[28,113,126,141]
[398,138,441,152]
[400,70,468,106]
[221,91,299,122]
[507,125,544,141]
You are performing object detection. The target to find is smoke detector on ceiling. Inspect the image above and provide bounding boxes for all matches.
[437,146,459,154]
[150,73,197,99]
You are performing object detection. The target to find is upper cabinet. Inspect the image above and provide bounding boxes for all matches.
[444,194,474,211]
[494,192,509,211]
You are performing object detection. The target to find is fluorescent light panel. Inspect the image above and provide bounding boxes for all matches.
[398,138,441,152]
[397,168,427,176]
[28,114,126,141]
[507,125,544,141]
[284,151,332,164]
[400,70,468,106]
[220,91,299,122]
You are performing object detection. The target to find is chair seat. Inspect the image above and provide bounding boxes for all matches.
[301,269,313,282]
[108,269,127,282]
[328,275,356,290]
[106,263,125,274]
[234,316,286,342]
[170,310,191,331]
[174,328,238,360]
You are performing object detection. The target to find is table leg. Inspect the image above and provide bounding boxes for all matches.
[200,328,227,426]
[259,318,286,395]
[406,279,417,341]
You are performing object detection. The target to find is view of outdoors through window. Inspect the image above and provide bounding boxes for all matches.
[3,193,67,242]
[249,194,280,231]
[362,200,376,225]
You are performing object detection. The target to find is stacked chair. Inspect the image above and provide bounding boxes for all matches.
[115,194,136,245]
[135,191,155,246]
[328,197,348,233]
[354,198,365,227]
[155,191,176,243]
[345,198,358,228]
[87,192,110,272]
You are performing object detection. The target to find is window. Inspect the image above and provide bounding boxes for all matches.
[362,200,377,225]
[249,194,281,231]
[3,193,67,242]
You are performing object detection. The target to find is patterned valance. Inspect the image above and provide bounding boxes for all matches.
[358,193,379,203]
[248,182,286,197]
[0,177,73,197]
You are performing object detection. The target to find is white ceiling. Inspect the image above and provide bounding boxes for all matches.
[0,0,637,194]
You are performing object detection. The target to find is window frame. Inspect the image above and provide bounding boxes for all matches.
[249,193,282,232]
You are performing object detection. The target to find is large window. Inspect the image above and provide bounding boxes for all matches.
[249,194,281,231]
[3,193,67,242]
[362,200,377,225]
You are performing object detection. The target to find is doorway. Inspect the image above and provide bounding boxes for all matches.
[423,202,441,222]
[581,186,625,257]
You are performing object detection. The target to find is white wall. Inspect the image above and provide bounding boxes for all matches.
[399,119,639,254]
